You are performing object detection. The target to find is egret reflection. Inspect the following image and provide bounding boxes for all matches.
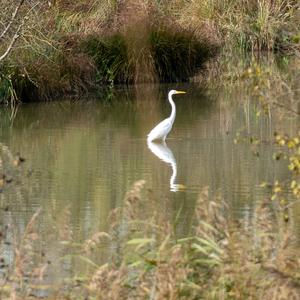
[147,140,185,192]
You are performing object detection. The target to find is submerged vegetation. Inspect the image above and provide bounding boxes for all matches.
[0,0,299,102]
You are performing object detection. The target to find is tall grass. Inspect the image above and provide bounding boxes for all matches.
[0,0,218,102]
[81,27,216,84]
[173,0,300,52]
[0,0,299,103]
[1,172,300,298]
[151,26,216,82]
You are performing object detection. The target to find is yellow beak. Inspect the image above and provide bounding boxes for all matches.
[175,90,186,94]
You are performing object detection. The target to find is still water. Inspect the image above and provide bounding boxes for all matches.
[0,84,299,256]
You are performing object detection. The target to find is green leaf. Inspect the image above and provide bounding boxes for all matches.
[128,260,143,268]
[194,258,221,266]
[199,221,219,234]
[191,243,210,255]
[61,255,100,269]
[126,238,154,245]
[195,237,222,254]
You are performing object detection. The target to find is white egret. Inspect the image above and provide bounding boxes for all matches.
[147,90,186,142]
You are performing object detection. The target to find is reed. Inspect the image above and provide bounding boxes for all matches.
[1,172,300,299]
[171,0,300,52]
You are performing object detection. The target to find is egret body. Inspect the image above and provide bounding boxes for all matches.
[147,90,186,142]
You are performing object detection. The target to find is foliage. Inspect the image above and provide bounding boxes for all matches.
[170,0,300,52]
[80,27,216,85]
[213,53,300,121]
[271,132,300,211]
[150,26,216,82]
[1,0,299,103]
[81,34,131,84]
[1,174,300,299]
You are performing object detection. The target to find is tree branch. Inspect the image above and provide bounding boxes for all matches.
[0,1,40,62]
[0,0,25,39]
[0,24,22,62]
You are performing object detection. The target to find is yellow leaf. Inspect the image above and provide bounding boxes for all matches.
[288,140,295,148]
[260,182,267,187]
[291,180,297,188]
[274,187,282,193]
[279,139,285,146]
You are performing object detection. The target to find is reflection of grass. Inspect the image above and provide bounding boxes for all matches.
[213,53,300,118]
[1,178,300,299]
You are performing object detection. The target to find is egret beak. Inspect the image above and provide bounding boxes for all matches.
[175,90,186,94]
[171,184,187,192]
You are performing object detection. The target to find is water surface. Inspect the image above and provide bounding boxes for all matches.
[0,83,299,268]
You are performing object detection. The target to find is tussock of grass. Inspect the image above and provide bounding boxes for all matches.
[81,34,131,84]
[81,26,216,84]
[150,27,216,82]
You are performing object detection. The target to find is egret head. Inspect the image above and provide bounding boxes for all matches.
[169,89,186,96]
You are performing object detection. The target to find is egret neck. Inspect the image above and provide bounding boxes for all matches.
[169,92,176,125]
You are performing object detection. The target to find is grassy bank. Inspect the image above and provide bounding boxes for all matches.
[0,0,299,103]
[0,0,217,103]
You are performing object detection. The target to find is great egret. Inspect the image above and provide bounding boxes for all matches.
[147,90,186,142]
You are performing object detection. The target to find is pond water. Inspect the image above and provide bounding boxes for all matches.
[0,82,299,282]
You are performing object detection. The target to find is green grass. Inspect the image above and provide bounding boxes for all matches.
[81,34,131,84]
[172,0,300,52]
[150,26,216,82]
[80,26,217,85]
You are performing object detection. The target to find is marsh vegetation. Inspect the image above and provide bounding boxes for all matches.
[0,1,300,299]
[0,59,300,298]
[0,0,299,102]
